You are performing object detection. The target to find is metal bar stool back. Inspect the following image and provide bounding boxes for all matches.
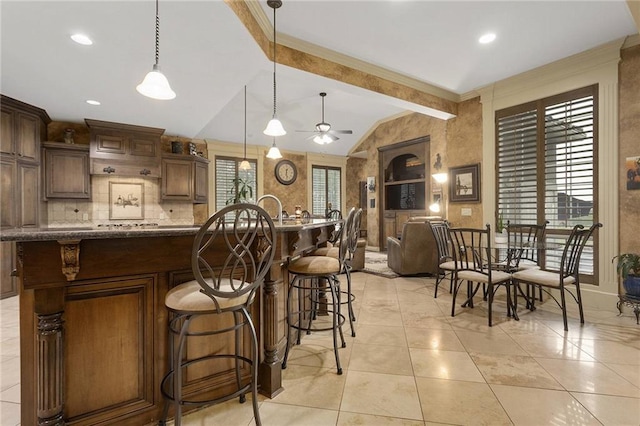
[282,208,356,374]
[160,203,276,426]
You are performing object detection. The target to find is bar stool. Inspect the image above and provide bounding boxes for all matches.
[160,204,276,426]
[282,208,357,374]
[313,208,362,336]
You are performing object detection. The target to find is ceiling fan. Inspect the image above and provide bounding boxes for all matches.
[297,92,353,145]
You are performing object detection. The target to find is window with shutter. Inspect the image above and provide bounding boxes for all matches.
[496,85,598,281]
[215,157,257,211]
[312,165,341,216]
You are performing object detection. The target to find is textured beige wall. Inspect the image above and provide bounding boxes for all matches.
[261,151,308,217]
[444,97,484,228]
[350,112,447,248]
[619,45,640,256]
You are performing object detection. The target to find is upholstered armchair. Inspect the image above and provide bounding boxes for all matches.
[387,219,440,276]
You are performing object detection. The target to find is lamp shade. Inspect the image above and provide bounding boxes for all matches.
[266,142,282,159]
[239,159,251,171]
[313,133,335,145]
[432,172,448,183]
[264,117,286,137]
[136,64,176,100]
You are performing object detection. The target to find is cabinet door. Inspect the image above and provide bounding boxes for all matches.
[0,242,17,299]
[395,211,411,236]
[1,108,15,155]
[193,160,208,203]
[18,162,39,227]
[383,216,396,248]
[161,159,193,200]
[93,132,127,156]
[45,148,91,199]
[129,136,159,158]
[16,112,40,162]
[0,157,16,228]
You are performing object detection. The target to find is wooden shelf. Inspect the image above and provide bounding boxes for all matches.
[384,178,425,186]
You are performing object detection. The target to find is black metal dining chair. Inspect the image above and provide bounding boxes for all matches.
[512,223,602,331]
[428,220,456,298]
[449,224,515,326]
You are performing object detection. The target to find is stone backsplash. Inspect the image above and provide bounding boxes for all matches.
[47,176,194,228]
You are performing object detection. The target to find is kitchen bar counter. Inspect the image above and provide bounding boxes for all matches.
[3,218,339,425]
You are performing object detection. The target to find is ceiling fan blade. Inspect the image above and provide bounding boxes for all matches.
[329,129,353,135]
[295,130,318,133]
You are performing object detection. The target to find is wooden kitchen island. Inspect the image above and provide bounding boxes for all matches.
[0,218,339,426]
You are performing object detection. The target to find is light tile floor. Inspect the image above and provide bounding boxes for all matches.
[2,273,640,426]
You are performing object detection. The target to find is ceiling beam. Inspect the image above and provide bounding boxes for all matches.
[226,0,458,118]
[627,1,640,34]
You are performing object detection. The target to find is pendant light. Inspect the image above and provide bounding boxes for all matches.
[136,0,176,100]
[266,137,283,159]
[239,86,251,171]
[263,0,286,136]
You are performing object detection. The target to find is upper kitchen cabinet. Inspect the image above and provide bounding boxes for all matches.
[86,119,164,178]
[0,95,50,229]
[43,142,91,199]
[161,154,209,203]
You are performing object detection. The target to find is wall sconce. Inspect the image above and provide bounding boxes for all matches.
[367,176,376,192]
[432,153,448,183]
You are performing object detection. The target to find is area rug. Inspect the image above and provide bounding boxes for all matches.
[363,251,399,279]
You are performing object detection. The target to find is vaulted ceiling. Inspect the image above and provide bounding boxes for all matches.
[1,1,637,156]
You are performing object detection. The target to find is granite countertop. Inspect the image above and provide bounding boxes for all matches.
[0,218,340,242]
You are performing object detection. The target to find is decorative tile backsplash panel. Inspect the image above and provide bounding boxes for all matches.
[47,176,194,227]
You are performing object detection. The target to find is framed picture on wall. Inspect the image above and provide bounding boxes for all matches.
[626,156,640,190]
[109,182,144,220]
[449,163,481,203]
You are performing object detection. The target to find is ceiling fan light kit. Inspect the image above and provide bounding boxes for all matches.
[136,0,176,100]
[263,0,286,137]
[297,92,353,145]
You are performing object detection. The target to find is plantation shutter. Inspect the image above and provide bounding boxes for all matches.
[312,166,341,216]
[497,108,538,223]
[495,85,597,279]
[215,157,257,211]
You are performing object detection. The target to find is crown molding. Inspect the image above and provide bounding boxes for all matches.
[477,37,625,101]
[623,33,640,49]
[276,33,459,103]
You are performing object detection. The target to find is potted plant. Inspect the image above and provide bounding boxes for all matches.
[495,211,507,244]
[613,253,640,298]
[226,177,254,205]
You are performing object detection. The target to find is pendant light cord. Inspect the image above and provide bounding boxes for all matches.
[272,4,277,117]
[244,85,247,158]
[154,0,160,66]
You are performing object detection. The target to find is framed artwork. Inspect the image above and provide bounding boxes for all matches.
[626,156,640,190]
[449,163,481,203]
[109,182,144,220]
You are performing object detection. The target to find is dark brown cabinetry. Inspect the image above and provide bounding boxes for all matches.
[43,142,91,199]
[161,154,209,203]
[86,119,164,178]
[0,95,50,298]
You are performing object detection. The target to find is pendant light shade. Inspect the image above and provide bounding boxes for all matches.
[264,0,286,136]
[137,64,176,100]
[266,138,282,159]
[136,0,175,100]
[239,85,251,170]
[264,118,286,137]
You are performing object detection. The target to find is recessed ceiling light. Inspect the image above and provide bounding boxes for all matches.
[71,34,93,45]
[86,100,101,106]
[479,33,496,44]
